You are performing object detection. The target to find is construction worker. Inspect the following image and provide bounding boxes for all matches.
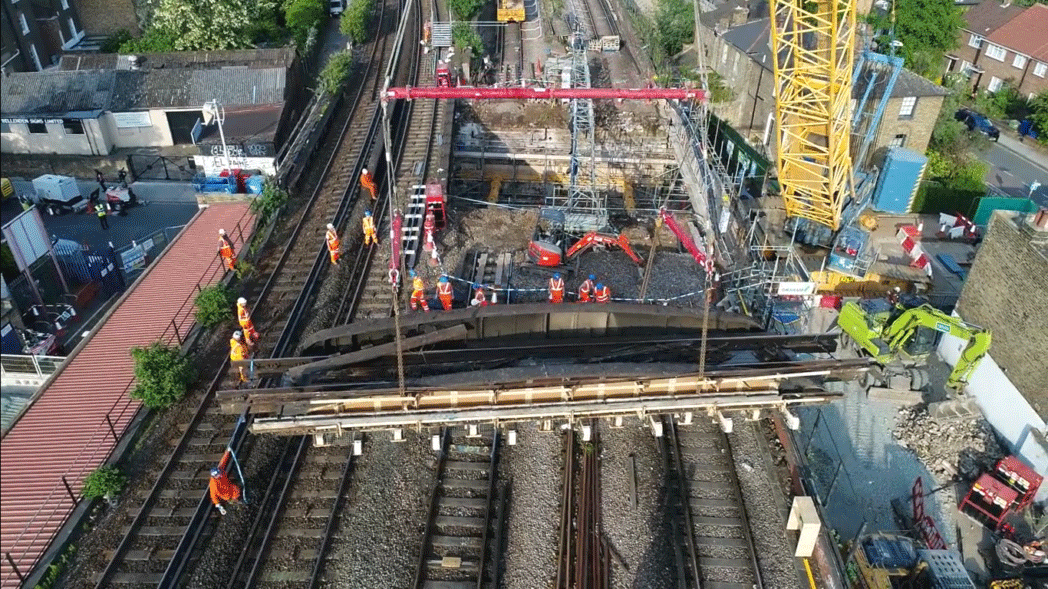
[362,210,378,246]
[594,283,611,304]
[325,223,341,265]
[95,203,109,230]
[237,297,260,345]
[409,270,430,311]
[577,274,595,302]
[471,283,489,307]
[218,229,236,271]
[229,331,250,383]
[209,449,241,515]
[437,275,454,311]
[360,168,377,200]
[548,273,565,303]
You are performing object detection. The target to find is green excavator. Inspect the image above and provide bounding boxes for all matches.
[837,299,991,391]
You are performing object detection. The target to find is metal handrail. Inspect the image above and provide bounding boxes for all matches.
[1,207,255,589]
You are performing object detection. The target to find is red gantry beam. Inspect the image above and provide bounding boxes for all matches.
[384,86,707,101]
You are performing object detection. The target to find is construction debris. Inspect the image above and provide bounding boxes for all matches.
[893,405,1005,484]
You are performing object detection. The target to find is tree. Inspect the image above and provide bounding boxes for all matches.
[1030,90,1048,138]
[340,0,374,44]
[286,0,327,47]
[869,0,963,78]
[452,23,483,57]
[448,0,484,20]
[194,284,235,328]
[654,0,694,57]
[250,178,289,226]
[318,50,354,94]
[118,28,180,53]
[130,341,196,409]
[148,0,257,51]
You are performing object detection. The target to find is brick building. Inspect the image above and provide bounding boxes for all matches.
[696,10,948,164]
[0,0,84,73]
[946,0,1048,99]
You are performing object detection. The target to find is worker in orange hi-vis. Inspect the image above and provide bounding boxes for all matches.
[362,210,378,246]
[471,284,488,307]
[218,229,236,271]
[325,223,341,265]
[577,274,595,302]
[236,297,260,344]
[437,275,453,311]
[209,449,241,515]
[548,272,565,303]
[594,283,611,304]
[360,168,377,200]
[229,330,250,383]
[409,270,430,311]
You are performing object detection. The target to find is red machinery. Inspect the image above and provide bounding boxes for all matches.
[959,455,1043,531]
[436,61,453,88]
[564,232,642,265]
[384,86,707,101]
[658,208,712,271]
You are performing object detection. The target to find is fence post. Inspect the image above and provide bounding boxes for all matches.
[105,414,119,443]
[171,318,182,346]
[4,553,24,582]
[61,476,79,506]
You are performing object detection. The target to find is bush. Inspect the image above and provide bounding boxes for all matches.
[130,341,196,409]
[250,178,289,226]
[286,0,328,46]
[195,284,235,328]
[319,50,354,94]
[448,0,484,19]
[100,29,133,53]
[340,0,375,44]
[118,28,180,53]
[912,182,984,216]
[82,466,127,499]
[452,23,483,57]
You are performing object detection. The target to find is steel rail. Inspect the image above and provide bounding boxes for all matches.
[664,418,702,589]
[412,429,449,589]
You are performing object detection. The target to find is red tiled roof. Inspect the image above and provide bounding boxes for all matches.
[0,203,253,588]
[962,0,1025,36]
[987,4,1048,62]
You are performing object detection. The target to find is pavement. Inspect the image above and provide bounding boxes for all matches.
[980,134,1048,208]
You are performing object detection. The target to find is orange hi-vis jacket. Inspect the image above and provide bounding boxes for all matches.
[578,279,594,301]
[549,277,564,302]
[411,276,425,296]
[326,228,341,252]
[237,303,255,331]
[209,451,241,505]
[595,285,611,303]
[219,236,235,261]
[473,288,488,306]
[437,281,452,297]
[361,172,377,196]
[230,338,248,362]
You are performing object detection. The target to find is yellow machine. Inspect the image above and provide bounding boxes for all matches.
[768,0,856,230]
[497,0,525,22]
[1,177,13,201]
[848,533,975,589]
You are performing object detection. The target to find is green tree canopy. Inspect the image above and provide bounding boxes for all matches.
[870,0,963,77]
[143,0,259,50]
[340,0,375,44]
[286,0,327,47]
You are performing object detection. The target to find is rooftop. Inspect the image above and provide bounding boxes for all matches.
[0,71,114,118]
[961,0,1025,36]
[986,4,1048,61]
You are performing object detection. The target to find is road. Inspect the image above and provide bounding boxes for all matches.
[980,138,1048,209]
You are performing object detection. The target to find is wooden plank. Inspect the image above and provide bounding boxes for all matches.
[434,515,486,528]
[475,252,489,283]
[494,253,507,286]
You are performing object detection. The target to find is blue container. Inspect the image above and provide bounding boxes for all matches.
[245,175,264,195]
[872,147,927,214]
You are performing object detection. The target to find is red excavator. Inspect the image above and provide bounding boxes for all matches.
[658,208,713,272]
[528,209,643,267]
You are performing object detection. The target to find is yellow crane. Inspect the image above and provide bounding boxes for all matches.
[768,0,857,230]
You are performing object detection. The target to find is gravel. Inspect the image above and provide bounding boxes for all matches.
[728,419,802,589]
[599,420,674,589]
[893,405,1005,484]
[499,423,562,589]
[320,430,434,588]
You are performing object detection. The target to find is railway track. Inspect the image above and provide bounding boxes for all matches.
[663,417,764,589]
[414,428,504,589]
[91,0,398,585]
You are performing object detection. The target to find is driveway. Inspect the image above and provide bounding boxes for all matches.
[980,134,1048,208]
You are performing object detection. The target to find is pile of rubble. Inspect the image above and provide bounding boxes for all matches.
[893,405,1005,483]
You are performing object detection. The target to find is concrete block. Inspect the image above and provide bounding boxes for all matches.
[786,496,821,558]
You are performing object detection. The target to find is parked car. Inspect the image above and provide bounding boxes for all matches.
[955,108,1000,141]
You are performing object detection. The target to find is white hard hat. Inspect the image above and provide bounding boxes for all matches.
[233,330,242,339]
[237,297,247,305]
[218,228,226,235]
[327,223,335,230]
[362,168,368,175]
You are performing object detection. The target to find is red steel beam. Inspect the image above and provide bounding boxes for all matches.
[384,86,707,101]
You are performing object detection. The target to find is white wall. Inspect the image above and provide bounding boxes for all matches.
[939,333,1048,503]
[102,110,174,148]
[0,119,106,155]
[195,155,276,176]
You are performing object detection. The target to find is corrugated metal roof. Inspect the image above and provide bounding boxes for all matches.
[0,203,254,588]
[59,48,295,72]
[109,67,286,111]
[0,71,116,117]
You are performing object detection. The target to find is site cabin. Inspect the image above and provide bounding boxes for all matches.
[497,0,525,22]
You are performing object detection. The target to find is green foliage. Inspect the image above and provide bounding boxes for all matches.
[118,28,180,53]
[100,29,133,53]
[911,181,984,215]
[234,259,255,280]
[250,178,289,225]
[318,50,354,94]
[341,0,375,43]
[448,0,484,19]
[1030,90,1048,137]
[868,0,963,78]
[81,466,127,499]
[35,543,76,589]
[452,23,483,57]
[194,284,235,328]
[130,341,196,409]
[654,0,694,58]
[972,84,1029,120]
[144,0,259,51]
[1,242,18,283]
[286,0,327,46]
[248,1,290,46]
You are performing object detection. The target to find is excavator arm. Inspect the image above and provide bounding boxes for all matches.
[884,305,992,390]
[658,209,712,270]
